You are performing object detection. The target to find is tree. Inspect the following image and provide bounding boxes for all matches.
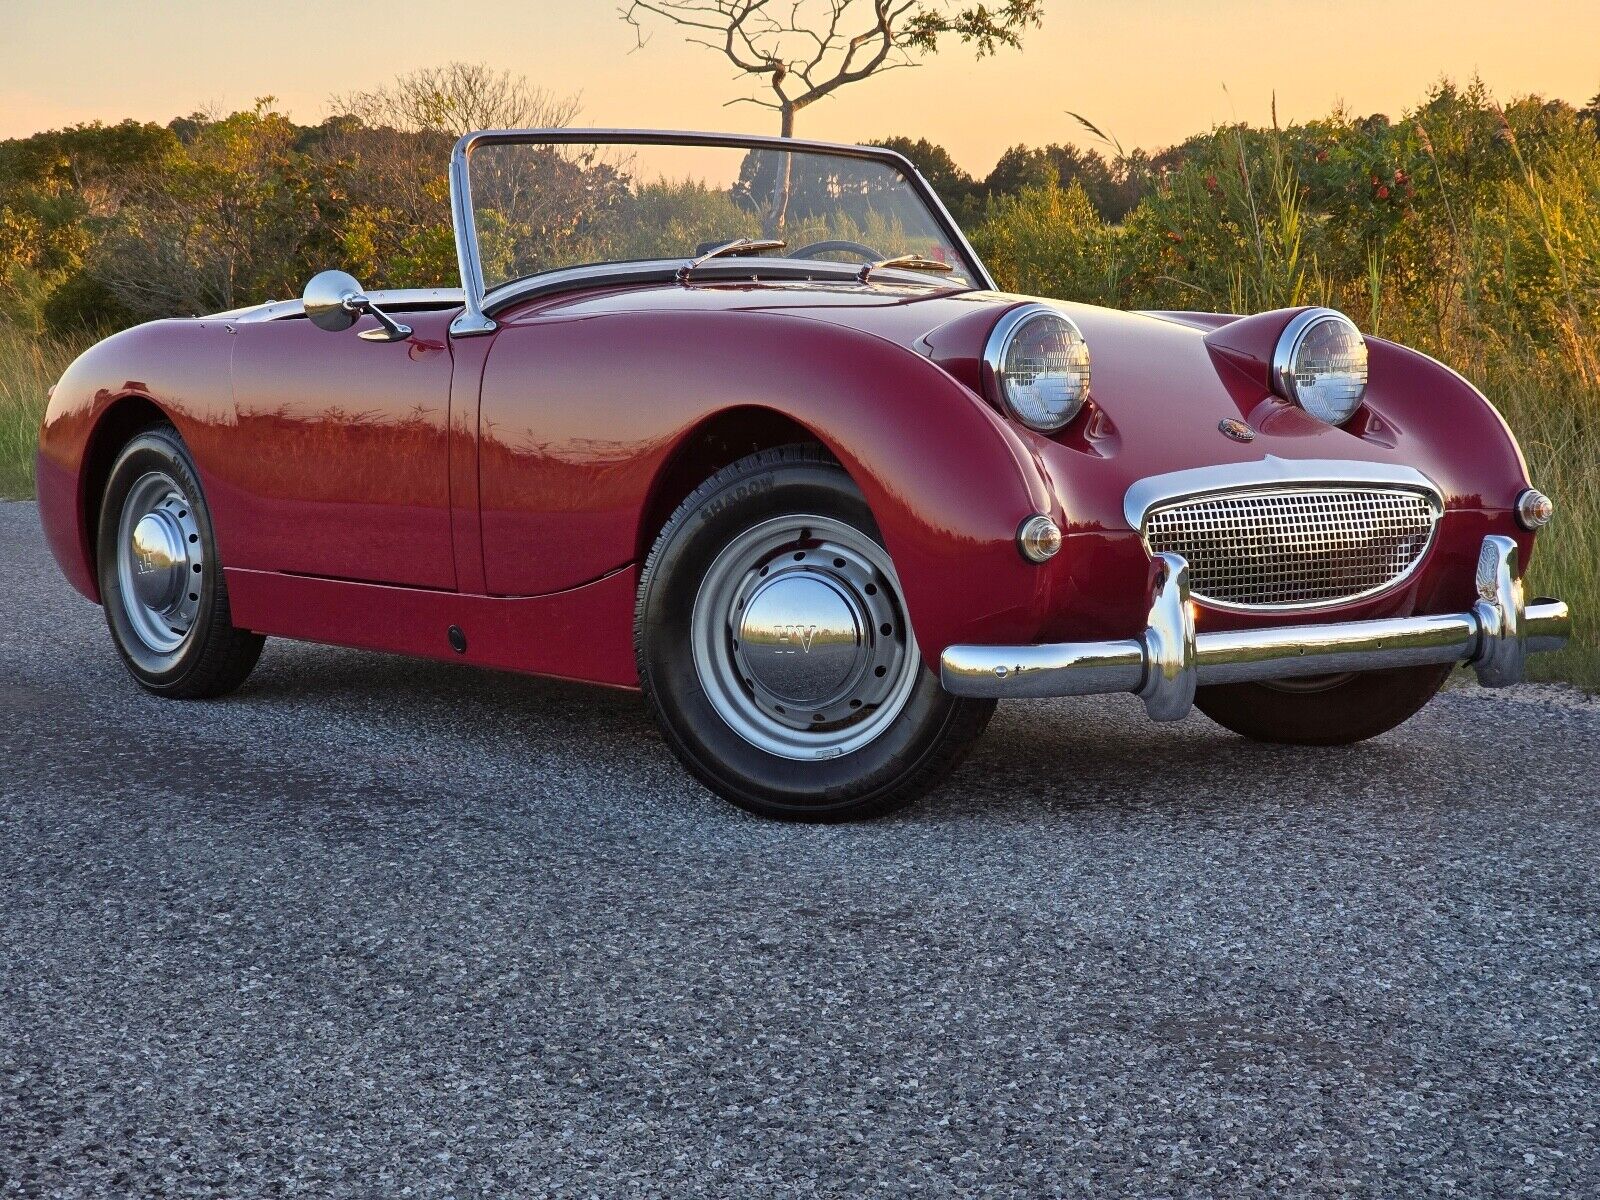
[88,102,338,319]
[620,1,1044,139]
[870,135,978,217]
[980,143,1140,221]
[322,65,586,286]
[329,62,581,136]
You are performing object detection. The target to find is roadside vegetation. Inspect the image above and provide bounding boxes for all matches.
[0,325,79,499]
[0,71,1593,684]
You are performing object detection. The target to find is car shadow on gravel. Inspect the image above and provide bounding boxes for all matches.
[237,643,651,729]
[180,640,1493,828]
[933,693,1464,822]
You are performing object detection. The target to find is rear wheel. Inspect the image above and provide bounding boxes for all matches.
[1194,663,1451,746]
[636,445,993,821]
[97,425,264,698]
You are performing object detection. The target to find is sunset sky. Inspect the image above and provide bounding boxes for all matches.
[4,1,1596,173]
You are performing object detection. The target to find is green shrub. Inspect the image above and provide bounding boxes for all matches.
[969,180,1122,302]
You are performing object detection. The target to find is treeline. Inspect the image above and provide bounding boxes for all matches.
[891,80,1600,375]
[0,106,458,330]
[1,70,1598,384]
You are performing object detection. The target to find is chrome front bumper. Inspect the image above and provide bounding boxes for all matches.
[940,535,1571,721]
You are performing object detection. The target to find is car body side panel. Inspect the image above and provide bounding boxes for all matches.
[222,309,457,589]
[477,305,1058,663]
[223,564,640,687]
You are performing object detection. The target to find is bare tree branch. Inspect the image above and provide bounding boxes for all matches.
[329,62,582,136]
[619,0,1041,137]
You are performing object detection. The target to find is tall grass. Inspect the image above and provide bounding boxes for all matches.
[1483,359,1597,688]
[0,326,85,499]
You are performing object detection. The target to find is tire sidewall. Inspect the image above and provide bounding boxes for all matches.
[97,428,225,690]
[638,456,966,817]
[1195,663,1451,745]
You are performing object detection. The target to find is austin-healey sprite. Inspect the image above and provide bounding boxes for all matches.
[37,130,1569,819]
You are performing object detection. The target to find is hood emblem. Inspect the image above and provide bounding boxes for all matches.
[1218,418,1256,443]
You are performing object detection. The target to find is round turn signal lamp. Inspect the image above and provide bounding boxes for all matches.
[1017,514,1063,563]
[1515,489,1554,530]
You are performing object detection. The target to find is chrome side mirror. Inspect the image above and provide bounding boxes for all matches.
[302,270,412,343]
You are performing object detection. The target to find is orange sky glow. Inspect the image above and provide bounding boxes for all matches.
[3,1,1596,173]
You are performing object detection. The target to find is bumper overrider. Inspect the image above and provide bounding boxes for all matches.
[940,535,1571,720]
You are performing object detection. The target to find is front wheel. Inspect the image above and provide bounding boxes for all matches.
[96,425,265,698]
[635,445,993,821]
[1194,663,1452,746]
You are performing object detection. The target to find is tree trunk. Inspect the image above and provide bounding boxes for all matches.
[768,101,797,235]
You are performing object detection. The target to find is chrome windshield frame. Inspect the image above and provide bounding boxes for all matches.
[446,127,995,338]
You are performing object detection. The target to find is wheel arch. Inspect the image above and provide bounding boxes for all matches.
[635,405,842,567]
[77,394,175,597]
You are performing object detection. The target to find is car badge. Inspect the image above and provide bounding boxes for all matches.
[1218,418,1255,443]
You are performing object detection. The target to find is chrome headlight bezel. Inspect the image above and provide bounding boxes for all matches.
[1271,307,1368,426]
[982,303,1091,433]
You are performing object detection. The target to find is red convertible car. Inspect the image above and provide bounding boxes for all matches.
[37,130,1569,820]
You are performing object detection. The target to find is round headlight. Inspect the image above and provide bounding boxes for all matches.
[1272,308,1368,425]
[984,305,1091,433]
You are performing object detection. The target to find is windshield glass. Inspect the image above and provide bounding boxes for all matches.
[465,138,978,293]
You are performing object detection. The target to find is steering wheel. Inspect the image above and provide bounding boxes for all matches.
[788,239,888,263]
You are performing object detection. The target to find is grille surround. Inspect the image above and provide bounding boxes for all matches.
[1141,485,1441,611]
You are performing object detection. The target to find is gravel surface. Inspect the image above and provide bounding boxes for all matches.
[2,499,1597,1198]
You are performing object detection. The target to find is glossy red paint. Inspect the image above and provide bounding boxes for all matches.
[223,565,639,687]
[224,309,457,589]
[36,278,1539,690]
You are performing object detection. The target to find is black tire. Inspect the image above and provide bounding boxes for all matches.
[1194,663,1451,746]
[635,444,994,821]
[96,424,265,698]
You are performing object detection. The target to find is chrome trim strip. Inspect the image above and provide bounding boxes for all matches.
[476,257,958,318]
[445,127,997,338]
[980,303,1089,433]
[1122,456,1441,531]
[213,289,466,324]
[939,536,1571,718]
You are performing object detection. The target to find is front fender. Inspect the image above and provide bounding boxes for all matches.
[477,308,1061,663]
[37,319,238,603]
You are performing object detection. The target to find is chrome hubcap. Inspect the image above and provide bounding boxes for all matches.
[692,515,919,760]
[116,472,203,654]
[737,572,865,702]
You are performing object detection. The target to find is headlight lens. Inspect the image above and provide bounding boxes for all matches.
[1272,308,1368,425]
[985,305,1091,432]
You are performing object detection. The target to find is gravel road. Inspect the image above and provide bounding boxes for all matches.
[2,499,1596,1198]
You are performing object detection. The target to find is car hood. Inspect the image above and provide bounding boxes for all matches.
[733,284,1527,528]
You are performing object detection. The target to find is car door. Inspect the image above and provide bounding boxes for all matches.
[224,307,458,590]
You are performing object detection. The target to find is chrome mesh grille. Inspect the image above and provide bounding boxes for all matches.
[1143,487,1439,609]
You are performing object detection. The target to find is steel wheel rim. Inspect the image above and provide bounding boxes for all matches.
[116,471,203,655]
[691,514,920,760]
